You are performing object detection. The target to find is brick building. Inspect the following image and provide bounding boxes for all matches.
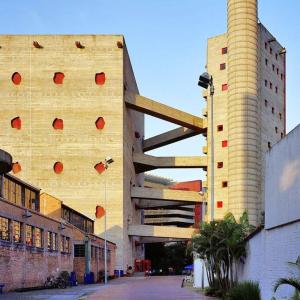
[0,170,116,292]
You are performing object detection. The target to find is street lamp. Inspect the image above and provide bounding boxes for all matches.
[198,72,215,221]
[103,156,114,284]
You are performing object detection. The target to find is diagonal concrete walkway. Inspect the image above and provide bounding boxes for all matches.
[87,276,216,300]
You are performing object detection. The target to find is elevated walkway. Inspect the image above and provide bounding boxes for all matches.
[143,126,206,152]
[128,224,195,239]
[133,153,207,173]
[125,93,205,132]
[131,186,203,203]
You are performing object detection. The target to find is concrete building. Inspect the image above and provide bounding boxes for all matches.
[0,168,116,292]
[0,35,207,272]
[237,124,300,300]
[203,0,286,224]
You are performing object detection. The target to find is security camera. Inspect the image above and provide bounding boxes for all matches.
[105,157,114,164]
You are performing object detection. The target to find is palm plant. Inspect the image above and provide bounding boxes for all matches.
[191,211,254,294]
[273,255,300,299]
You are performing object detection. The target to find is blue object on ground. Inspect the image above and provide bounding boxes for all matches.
[0,284,4,294]
[90,272,95,284]
[70,272,77,286]
[114,270,124,277]
[183,265,193,270]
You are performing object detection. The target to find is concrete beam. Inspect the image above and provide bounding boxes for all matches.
[132,186,203,203]
[133,153,207,173]
[144,209,194,217]
[137,199,191,209]
[143,126,205,152]
[144,217,194,224]
[139,237,188,244]
[125,93,205,132]
[128,224,195,239]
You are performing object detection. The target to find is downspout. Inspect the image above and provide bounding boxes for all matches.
[283,49,287,135]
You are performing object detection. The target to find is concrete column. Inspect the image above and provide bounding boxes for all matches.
[227,0,260,224]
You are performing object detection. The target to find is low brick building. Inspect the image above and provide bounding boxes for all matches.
[0,173,116,292]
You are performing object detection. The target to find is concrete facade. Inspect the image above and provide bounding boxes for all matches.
[0,35,144,271]
[237,124,300,300]
[0,35,206,271]
[204,0,286,224]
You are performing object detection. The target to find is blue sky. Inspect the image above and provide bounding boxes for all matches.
[1,0,299,181]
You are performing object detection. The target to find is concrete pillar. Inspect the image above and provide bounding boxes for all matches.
[227,0,260,224]
[84,236,91,274]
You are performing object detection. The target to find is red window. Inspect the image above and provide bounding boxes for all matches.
[54,162,63,174]
[12,162,22,174]
[95,117,105,129]
[222,181,228,188]
[217,162,223,169]
[221,47,227,54]
[53,72,65,84]
[222,140,228,148]
[94,162,105,174]
[75,41,85,49]
[52,118,63,130]
[95,205,105,218]
[117,41,123,49]
[12,72,22,85]
[217,201,223,208]
[222,84,228,91]
[217,125,223,132]
[33,41,43,49]
[220,63,226,70]
[11,117,22,129]
[95,72,106,85]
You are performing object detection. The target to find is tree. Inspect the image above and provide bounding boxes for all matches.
[191,212,254,293]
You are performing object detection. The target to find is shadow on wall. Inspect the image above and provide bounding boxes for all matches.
[279,159,300,191]
[95,225,126,270]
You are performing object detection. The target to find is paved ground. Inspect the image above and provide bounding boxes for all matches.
[0,276,217,300]
[88,276,216,300]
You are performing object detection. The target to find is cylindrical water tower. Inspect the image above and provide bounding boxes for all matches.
[227,0,260,224]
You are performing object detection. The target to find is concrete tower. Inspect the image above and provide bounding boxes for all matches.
[204,0,286,224]
[227,0,260,223]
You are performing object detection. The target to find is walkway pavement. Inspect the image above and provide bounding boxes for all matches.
[0,276,217,300]
[88,276,216,300]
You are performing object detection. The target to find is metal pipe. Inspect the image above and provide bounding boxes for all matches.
[104,179,107,284]
[210,78,215,221]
